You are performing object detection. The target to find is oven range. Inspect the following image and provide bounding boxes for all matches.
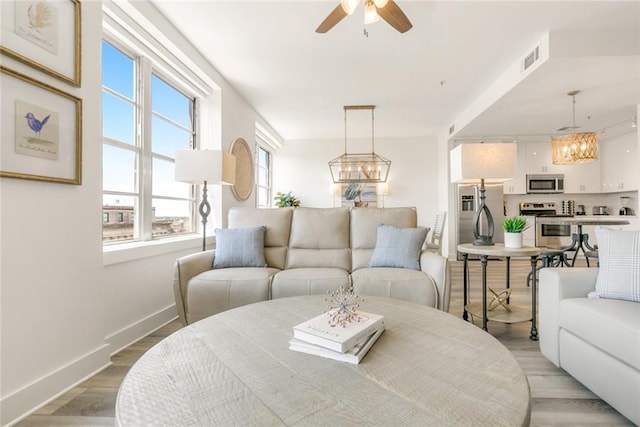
[519,202,574,247]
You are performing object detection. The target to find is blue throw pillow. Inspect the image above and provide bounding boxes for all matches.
[368,225,429,270]
[213,226,267,268]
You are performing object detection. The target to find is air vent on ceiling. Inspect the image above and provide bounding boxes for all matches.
[522,46,540,72]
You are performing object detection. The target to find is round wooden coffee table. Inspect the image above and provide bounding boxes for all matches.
[116,296,531,426]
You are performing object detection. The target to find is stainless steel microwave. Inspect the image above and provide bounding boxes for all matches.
[526,174,564,194]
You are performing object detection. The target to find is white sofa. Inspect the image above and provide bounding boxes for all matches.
[539,267,640,424]
[174,207,450,325]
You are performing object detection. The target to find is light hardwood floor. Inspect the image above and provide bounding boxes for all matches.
[15,259,634,426]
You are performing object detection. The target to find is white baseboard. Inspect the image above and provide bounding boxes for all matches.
[105,304,178,356]
[1,344,111,427]
[1,305,177,427]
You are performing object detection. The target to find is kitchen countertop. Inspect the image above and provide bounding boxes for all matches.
[535,216,631,226]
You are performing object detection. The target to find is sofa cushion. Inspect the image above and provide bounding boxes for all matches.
[591,227,640,302]
[351,207,418,270]
[186,267,280,323]
[368,225,429,270]
[351,267,438,307]
[213,226,267,269]
[286,208,351,270]
[271,268,350,299]
[559,297,640,369]
[228,207,293,270]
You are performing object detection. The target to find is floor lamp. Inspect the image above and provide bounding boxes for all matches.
[175,150,236,251]
[450,142,517,246]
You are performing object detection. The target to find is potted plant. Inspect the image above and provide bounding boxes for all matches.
[274,191,300,208]
[501,216,530,249]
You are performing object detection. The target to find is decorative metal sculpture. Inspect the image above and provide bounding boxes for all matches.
[324,286,366,327]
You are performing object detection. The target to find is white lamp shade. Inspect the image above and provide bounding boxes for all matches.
[450,143,517,183]
[175,150,236,185]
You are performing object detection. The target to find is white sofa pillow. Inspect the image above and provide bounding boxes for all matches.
[590,227,640,302]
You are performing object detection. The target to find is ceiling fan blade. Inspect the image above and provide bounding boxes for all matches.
[316,4,348,33]
[376,0,413,33]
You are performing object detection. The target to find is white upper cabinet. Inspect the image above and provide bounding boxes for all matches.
[525,141,561,174]
[600,132,638,193]
[562,158,601,193]
[504,142,527,194]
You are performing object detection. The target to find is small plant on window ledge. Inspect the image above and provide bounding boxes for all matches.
[274,191,300,208]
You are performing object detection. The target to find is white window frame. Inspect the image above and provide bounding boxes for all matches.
[102,3,220,265]
[102,38,198,245]
[255,142,272,208]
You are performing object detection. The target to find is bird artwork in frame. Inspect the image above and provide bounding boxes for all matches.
[15,99,59,160]
[1,66,82,185]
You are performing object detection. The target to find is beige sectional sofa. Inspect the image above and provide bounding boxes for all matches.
[539,227,640,425]
[173,207,450,325]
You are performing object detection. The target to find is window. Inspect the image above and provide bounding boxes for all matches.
[256,145,272,208]
[103,213,109,224]
[102,40,196,243]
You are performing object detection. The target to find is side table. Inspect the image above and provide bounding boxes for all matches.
[457,243,541,340]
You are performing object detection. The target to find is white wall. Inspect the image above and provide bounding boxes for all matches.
[0,2,278,424]
[273,136,440,228]
[0,3,106,424]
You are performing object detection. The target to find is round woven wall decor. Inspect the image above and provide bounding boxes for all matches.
[230,138,254,201]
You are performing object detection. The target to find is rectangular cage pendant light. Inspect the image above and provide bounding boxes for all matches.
[329,105,391,183]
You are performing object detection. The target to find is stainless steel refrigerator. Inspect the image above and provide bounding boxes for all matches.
[457,183,505,260]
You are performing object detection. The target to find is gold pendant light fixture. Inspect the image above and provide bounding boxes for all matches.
[551,90,598,165]
[329,105,391,184]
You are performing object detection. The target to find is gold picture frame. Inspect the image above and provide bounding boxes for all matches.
[230,138,254,201]
[0,0,81,87]
[1,66,82,184]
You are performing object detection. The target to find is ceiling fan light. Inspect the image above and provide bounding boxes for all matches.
[340,0,361,15]
[364,1,380,24]
[373,0,389,7]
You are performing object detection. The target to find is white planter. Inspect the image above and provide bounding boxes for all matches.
[504,232,523,249]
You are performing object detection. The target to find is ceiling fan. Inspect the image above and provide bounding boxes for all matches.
[316,0,413,34]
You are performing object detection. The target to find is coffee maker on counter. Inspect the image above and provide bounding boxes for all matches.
[620,197,635,216]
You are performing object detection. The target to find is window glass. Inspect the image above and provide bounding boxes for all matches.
[151,115,192,157]
[102,93,135,145]
[151,199,194,235]
[102,41,134,98]
[152,74,192,128]
[103,145,137,193]
[152,157,190,198]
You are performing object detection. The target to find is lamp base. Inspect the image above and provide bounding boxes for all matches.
[472,236,495,246]
[472,179,495,247]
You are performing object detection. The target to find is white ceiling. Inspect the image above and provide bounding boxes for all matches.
[150,1,640,142]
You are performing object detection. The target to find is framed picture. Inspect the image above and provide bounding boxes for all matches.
[0,0,81,86]
[341,183,377,208]
[1,66,82,184]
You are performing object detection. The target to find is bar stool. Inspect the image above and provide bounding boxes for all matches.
[526,248,568,287]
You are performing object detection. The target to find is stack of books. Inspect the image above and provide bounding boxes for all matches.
[289,311,385,364]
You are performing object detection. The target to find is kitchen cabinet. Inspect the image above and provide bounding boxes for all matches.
[525,141,561,174]
[562,157,601,193]
[600,132,638,193]
[504,142,527,194]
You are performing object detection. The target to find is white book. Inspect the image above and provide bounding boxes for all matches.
[289,326,384,365]
[292,311,384,353]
